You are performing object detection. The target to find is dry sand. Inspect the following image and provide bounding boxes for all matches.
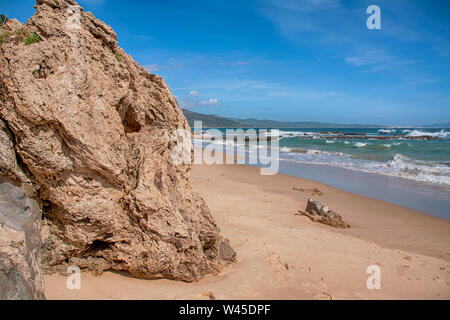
[44,163,450,299]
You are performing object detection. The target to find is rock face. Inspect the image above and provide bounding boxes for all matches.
[0,0,235,286]
[0,178,44,300]
[299,199,350,229]
[0,117,44,299]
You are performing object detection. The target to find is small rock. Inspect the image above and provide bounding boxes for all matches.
[219,241,236,261]
[300,199,350,229]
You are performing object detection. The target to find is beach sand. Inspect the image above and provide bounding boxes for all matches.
[44,163,450,299]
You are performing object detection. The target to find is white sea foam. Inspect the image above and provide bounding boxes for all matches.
[325,140,335,144]
[354,142,368,148]
[268,130,315,137]
[192,132,450,187]
[406,129,448,138]
[274,146,450,187]
[386,154,450,185]
[378,129,396,134]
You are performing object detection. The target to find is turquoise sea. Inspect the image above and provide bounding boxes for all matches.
[195,127,449,190]
[271,128,449,189]
[193,127,450,219]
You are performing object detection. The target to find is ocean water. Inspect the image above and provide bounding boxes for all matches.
[195,127,450,191]
[272,128,450,189]
[192,127,450,218]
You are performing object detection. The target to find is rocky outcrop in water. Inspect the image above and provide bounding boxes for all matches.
[0,0,235,292]
[295,131,443,140]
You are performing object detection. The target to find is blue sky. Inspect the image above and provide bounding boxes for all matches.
[2,0,450,126]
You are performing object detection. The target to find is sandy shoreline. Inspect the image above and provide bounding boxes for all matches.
[44,163,450,299]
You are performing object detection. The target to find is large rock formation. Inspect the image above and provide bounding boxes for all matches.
[1,95,45,299]
[0,0,235,291]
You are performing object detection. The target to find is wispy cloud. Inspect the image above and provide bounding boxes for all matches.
[144,64,160,73]
[345,50,392,67]
[231,61,249,66]
[200,98,220,106]
[225,80,277,91]
[217,60,249,66]
[258,0,351,45]
[78,0,106,7]
[345,50,416,72]
[177,90,220,109]
[173,79,280,92]
[265,0,341,13]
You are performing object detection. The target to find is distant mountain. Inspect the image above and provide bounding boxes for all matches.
[422,121,450,128]
[182,109,384,128]
[182,109,243,128]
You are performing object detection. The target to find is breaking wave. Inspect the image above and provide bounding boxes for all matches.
[378,129,396,134]
[406,129,448,139]
[275,149,450,187]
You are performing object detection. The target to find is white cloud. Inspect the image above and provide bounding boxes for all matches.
[200,98,220,106]
[177,93,220,109]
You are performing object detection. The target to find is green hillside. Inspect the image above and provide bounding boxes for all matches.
[182,109,383,128]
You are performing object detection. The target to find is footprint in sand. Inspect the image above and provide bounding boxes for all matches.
[312,291,333,300]
[397,265,412,279]
[300,262,312,272]
[292,187,323,196]
[265,252,291,285]
[438,265,449,273]
[433,276,449,286]
[201,291,217,300]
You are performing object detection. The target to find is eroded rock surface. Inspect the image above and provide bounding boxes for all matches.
[0,177,44,300]
[0,0,235,283]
